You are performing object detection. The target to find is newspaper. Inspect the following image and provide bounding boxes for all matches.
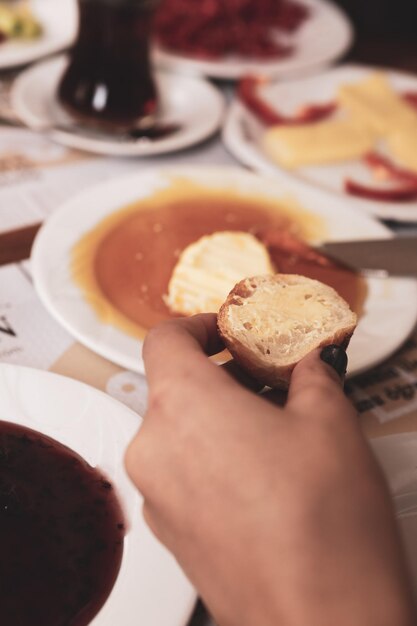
[347,337,417,436]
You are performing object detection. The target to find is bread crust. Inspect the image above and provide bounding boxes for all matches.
[217,274,357,389]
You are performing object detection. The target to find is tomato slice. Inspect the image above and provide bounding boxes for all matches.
[238,76,336,127]
[345,178,417,202]
[402,91,417,110]
[363,152,417,184]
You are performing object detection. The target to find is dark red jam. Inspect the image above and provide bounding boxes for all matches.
[0,420,125,626]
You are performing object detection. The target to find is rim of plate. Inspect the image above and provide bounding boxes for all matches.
[11,55,225,157]
[0,362,196,626]
[0,0,77,70]
[222,63,417,222]
[152,0,353,80]
[31,165,417,377]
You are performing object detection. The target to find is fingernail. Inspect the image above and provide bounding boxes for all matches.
[320,344,348,378]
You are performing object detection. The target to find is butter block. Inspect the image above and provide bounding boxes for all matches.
[338,73,417,135]
[262,118,375,169]
[166,231,274,315]
[387,127,417,173]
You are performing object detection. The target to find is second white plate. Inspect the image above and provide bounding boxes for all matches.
[31,166,417,375]
[223,64,417,222]
[11,55,224,157]
[152,0,353,80]
[0,363,196,626]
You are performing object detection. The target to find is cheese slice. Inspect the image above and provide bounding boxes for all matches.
[338,73,417,135]
[262,118,375,169]
[166,231,274,315]
[387,127,417,173]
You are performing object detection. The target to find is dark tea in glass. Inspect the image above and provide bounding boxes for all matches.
[58,0,160,131]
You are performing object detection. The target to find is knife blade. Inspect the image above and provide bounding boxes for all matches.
[0,223,415,279]
[318,235,417,277]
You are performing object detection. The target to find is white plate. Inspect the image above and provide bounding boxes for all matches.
[31,165,417,375]
[152,0,353,80]
[0,363,196,625]
[0,0,76,70]
[223,64,417,222]
[11,55,224,157]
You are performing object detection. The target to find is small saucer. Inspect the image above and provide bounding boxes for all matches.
[11,55,225,157]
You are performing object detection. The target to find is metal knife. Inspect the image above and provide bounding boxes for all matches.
[319,235,417,277]
[1,225,416,278]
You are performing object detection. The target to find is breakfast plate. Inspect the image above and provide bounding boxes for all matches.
[152,0,353,80]
[31,166,417,376]
[0,363,196,625]
[0,0,76,70]
[223,65,417,222]
[11,55,225,157]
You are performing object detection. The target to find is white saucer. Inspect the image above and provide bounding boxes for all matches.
[11,55,225,157]
[0,0,76,70]
[152,0,353,80]
[0,363,196,626]
[223,64,417,222]
[31,165,417,376]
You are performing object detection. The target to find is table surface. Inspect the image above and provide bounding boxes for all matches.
[1,26,417,626]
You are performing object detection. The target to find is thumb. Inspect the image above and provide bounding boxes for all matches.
[287,345,356,421]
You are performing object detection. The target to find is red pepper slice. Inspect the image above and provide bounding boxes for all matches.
[238,84,417,129]
[363,152,417,185]
[402,91,417,110]
[345,178,417,202]
[237,76,285,126]
[237,76,337,127]
[295,102,338,123]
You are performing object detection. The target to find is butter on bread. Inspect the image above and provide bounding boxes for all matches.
[218,274,357,389]
[262,118,375,169]
[166,232,274,315]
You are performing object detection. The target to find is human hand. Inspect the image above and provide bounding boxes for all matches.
[125,314,416,626]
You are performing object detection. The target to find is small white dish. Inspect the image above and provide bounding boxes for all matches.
[11,55,225,157]
[152,0,353,80]
[0,0,76,70]
[31,165,417,375]
[0,363,196,626]
[223,64,417,222]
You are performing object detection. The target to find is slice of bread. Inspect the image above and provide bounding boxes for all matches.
[217,274,357,389]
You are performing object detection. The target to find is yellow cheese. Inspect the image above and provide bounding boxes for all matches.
[338,73,417,135]
[165,232,274,315]
[387,127,417,173]
[262,118,375,169]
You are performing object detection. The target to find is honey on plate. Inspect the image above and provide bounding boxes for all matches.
[71,178,367,338]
